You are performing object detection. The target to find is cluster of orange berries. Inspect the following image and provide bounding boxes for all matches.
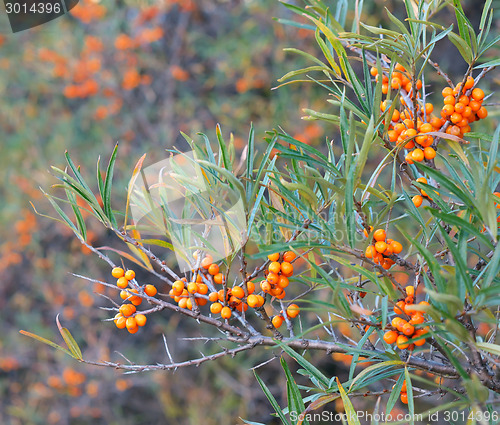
[111,267,156,334]
[395,380,409,405]
[383,286,429,350]
[440,77,487,137]
[411,176,435,208]
[363,227,403,269]
[371,66,488,166]
[208,281,263,320]
[259,251,295,300]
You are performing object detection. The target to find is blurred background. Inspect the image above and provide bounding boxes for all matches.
[0,0,497,424]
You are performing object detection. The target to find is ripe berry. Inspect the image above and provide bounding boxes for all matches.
[272,315,284,328]
[383,330,398,344]
[373,229,386,242]
[374,241,387,253]
[405,286,415,297]
[201,255,213,269]
[247,294,260,308]
[135,314,147,327]
[268,261,281,274]
[220,306,232,319]
[247,281,255,294]
[424,147,436,160]
[208,263,219,276]
[112,267,125,278]
[231,286,245,299]
[210,302,222,314]
[477,107,488,119]
[396,335,410,349]
[365,245,375,258]
[411,148,424,162]
[278,275,289,288]
[390,241,403,254]
[286,304,300,318]
[402,323,415,336]
[187,282,198,294]
[114,314,127,329]
[267,272,279,285]
[124,270,135,281]
[400,392,408,404]
[441,87,453,97]
[471,88,484,101]
[412,195,423,208]
[268,252,280,262]
[394,301,406,315]
[213,273,224,284]
[281,262,294,277]
[283,251,296,262]
[392,317,404,328]
[117,277,129,289]
[409,312,425,325]
[363,226,374,237]
[126,317,137,330]
[464,76,474,89]
[197,283,209,295]
[208,292,219,302]
[144,284,157,297]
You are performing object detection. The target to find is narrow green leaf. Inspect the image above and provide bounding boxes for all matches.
[336,379,361,425]
[56,315,83,360]
[254,371,291,425]
[103,143,118,227]
[19,330,74,358]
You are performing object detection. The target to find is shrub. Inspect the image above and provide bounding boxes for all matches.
[22,0,500,422]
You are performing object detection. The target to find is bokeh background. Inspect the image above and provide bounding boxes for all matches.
[0,0,497,424]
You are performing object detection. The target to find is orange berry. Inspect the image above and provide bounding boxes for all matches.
[115,315,127,329]
[400,392,408,404]
[260,280,271,293]
[471,88,484,101]
[413,328,428,346]
[144,284,157,297]
[405,152,414,164]
[477,107,488,119]
[210,302,223,314]
[416,177,427,185]
[469,100,481,112]
[124,270,135,280]
[213,273,224,285]
[286,304,300,318]
[268,261,281,274]
[392,317,405,328]
[391,78,401,90]
[280,262,294,277]
[272,315,284,328]
[391,240,403,254]
[394,301,406,315]
[464,76,474,89]
[443,95,455,105]
[247,294,260,308]
[375,241,387,253]
[412,195,423,207]
[112,267,125,278]
[208,292,219,302]
[135,314,147,327]
[430,116,442,128]
[267,272,279,285]
[454,102,465,114]
[402,323,415,336]
[208,263,219,276]
[383,330,398,344]
[363,226,374,238]
[373,229,386,242]
[125,317,137,330]
[442,104,454,116]
[411,148,424,162]
[127,325,139,334]
[382,83,388,94]
[283,251,296,262]
[396,335,410,349]
[173,280,184,293]
[201,255,213,269]
[409,312,425,325]
[278,275,289,289]
[130,296,142,306]
[383,244,394,256]
[450,112,462,124]
[117,277,129,289]
[365,245,375,258]
[424,147,436,160]
[420,123,432,133]
[247,281,255,294]
[120,290,129,300]
[442,87,453,97]
[220,306,232,319]
[370,67,378,76]
[187,282,198,294]
[231,286,245,299]
[267,252,280,262]
[391,109,400,122]
[405,286,415,297]
[447,125,461,136]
